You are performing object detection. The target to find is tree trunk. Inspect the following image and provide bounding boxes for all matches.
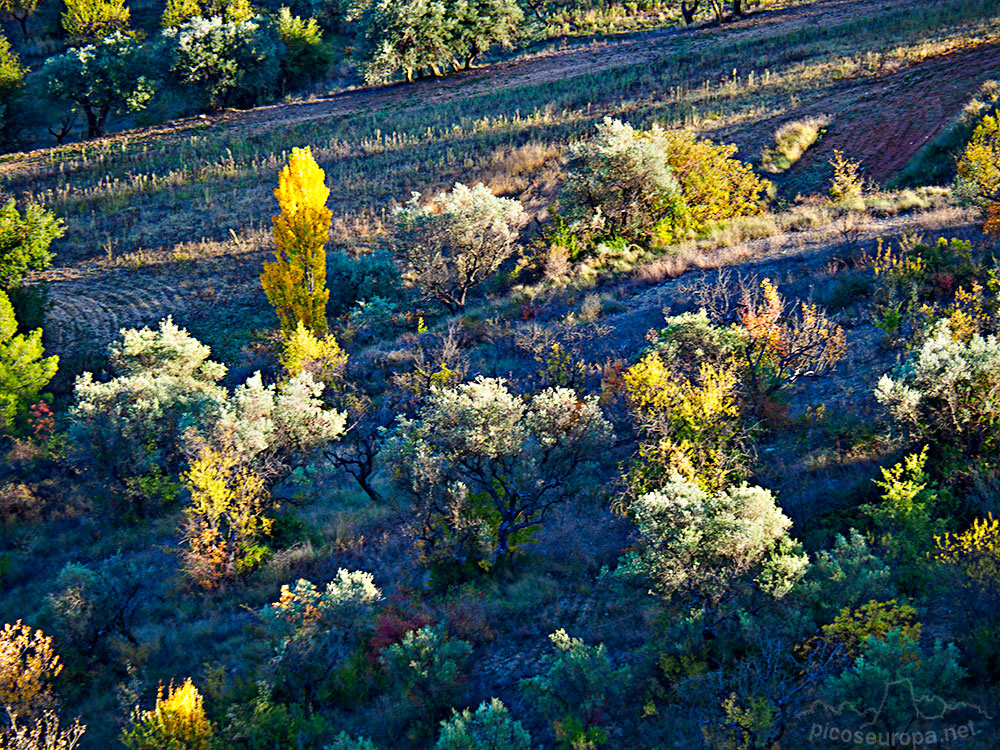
[16,15,29,39]
[680,0,698,24]
[83,107,105,139]
[732,0,743,16]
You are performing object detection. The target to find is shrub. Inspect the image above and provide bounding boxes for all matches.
[380,625,472,720]
[163,15,282,110]
[956,108,1000,236]
[326,249,402,318]
[261,146,332,334]
[47,555,147,657]
[797,530,895,622]
[70,318,345,516]
[122,679,215,750]
[391,182,526,311]
[560,118,765,245]
[61,0,130,40]
[658,127,765,236]
[822,630,964,735]
[69,318,228,513]
[936,514,1000,592]
[0,290,58,432]
[622,349,747,494]
[735,278,845,407]
[559,117,685,243]
[0,34,24,137]
[259,571,382,704]
[818,599,921,658]
[182,444,274,587]
[1,710,86,749]
[280,321,347,386]
[325,733,381,750]
[759,117,826,174]
[435,698,531,750]
[162,0,253,27]
[875,319,1000,458]
[520,630,630,749]
[275,8,331,88]
[0,199,64,292]
[386,376,613,573]
[0,621,62,717]
[828,149,865,205]
[618,477,808,628]
[222,681,329,749]
[860,447,947,591]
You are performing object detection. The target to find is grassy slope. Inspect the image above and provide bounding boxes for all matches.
[0,0,999,746]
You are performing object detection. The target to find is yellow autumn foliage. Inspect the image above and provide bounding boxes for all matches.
[0,621,62,717]
[182,445,274,588]
[623,351,745,493]
[122,678,214,750]
[261,146,332,334]
[280,320,347,385]
[936,514,1000,589]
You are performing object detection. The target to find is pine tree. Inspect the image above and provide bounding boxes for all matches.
[0,289,58,431]
[261,146,332,334]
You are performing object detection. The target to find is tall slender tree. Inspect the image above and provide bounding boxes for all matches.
[261,146,332,334]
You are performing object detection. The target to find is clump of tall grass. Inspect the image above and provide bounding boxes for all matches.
[759,116,829,174]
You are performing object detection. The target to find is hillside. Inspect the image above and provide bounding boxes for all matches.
[1,0,1000,747]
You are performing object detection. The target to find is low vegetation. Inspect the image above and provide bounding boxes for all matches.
[2,0,1000,747]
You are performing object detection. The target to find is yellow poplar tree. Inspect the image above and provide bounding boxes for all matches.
[261,146,332,334]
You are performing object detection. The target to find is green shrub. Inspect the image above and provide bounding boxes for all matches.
[326,249,402,317]
[560,118,765,246]
[435,698,531,750]
[875,319,1000,459]
[47,555,147,659]
[381,625,473,720]
[386,376,613,573]
[275,7,332,89]
[521,630,630,749]
[0,199,64,293]
[618,477,809,627]
[796,530,895,622]
[0,290,57,432]
[559,117,685,243]
[259,571,382,704]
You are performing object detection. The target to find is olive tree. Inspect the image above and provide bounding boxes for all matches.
[386,376,613,571]
[70,317,345,516]
[41,32,154,138]
[357,0,452,83]
[618,476,808,632]
[391,182,526,311]
[163,15,282,111]
[559,117,685,241]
